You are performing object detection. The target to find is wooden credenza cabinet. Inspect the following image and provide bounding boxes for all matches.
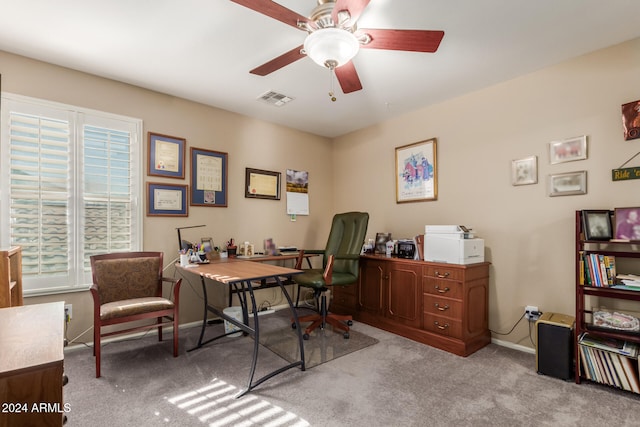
[351,255,490,357]
[0,302,66,427]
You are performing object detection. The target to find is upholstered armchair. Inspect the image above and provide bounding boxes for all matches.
[293,212,369,339]
[90,252,181,378]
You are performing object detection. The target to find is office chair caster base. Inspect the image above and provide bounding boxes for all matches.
[347,320,353,326]
[291,322,296,329]
[343,332,350,339]
[303,333,310,340]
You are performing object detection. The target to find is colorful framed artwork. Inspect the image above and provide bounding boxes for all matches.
[147,132,186,179]
[549,135,587,164]
[622,100,640,141]
[395,138,437,203]
[511,155,538,186]
[245,168,281,200]
[147,182,188,217]
[190,147,228,207]
[548,171,587,197]
[614,207,640,240]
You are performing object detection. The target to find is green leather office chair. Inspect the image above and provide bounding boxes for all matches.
[293,211,369,339]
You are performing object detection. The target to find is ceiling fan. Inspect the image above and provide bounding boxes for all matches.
[230,0,444,95]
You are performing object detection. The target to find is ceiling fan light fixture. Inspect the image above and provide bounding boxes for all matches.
[304,28,359,69]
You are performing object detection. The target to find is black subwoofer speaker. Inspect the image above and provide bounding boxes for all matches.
[536,312,575,380]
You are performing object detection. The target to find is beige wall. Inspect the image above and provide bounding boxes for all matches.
[1,51,334,343]
[3,37,639,351]
[333,37,640,348]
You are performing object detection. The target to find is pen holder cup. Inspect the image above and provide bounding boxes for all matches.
[227,246,237,258]
[179,254,190,267]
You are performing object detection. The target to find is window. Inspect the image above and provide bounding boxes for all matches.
[1,93,142,295]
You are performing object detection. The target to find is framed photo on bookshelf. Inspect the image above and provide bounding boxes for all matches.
[613,207,640,240]
[583,210,613,241]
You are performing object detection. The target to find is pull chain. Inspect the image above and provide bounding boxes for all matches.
[328,67,337,102]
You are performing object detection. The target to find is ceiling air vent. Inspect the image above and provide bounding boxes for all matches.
[257,91,294,107]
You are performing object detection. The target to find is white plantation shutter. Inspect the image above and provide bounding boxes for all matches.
[1,94,142,295]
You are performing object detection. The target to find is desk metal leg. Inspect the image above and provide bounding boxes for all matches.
[187,273,306,397]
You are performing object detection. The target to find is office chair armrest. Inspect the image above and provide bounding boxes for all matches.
[294,249,325,269]
[323,254,335,285]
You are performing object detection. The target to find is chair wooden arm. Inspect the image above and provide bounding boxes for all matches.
[294,249,325,269]
[323,254,335,285]
[162,276,182,305]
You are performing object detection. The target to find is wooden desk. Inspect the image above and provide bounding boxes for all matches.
[177,261,305,397]
[225,252,316,306]
[0,302,66,427]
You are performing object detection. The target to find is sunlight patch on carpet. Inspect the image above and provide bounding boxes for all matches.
[167,378,310,427]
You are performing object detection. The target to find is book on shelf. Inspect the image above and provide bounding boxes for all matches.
[579,342,640,392]
[581,253,619,287]
[579,332,639,357]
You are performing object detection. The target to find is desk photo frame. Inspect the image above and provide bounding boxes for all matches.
[190,147,228,207]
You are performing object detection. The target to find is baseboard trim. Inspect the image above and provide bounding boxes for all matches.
[491,337,536,355]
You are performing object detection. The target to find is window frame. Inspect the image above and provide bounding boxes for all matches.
[1,92,143,296]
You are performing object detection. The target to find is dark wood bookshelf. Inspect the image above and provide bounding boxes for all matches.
[575,210,640,393]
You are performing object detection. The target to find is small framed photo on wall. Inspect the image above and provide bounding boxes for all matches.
[511,156,537,186]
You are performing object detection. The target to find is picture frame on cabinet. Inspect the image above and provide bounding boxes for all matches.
[395,138,437,203]
[613,207,640,241]
[582,210,613,241]
[511,155,538,186]
[549,135,587,164]
[548,171,587,197]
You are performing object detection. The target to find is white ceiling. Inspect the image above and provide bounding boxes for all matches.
[1,0,640,138]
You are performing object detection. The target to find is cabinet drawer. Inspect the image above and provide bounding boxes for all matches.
[423,279,462,299]
[423,313,462,338]
[423,265,464,281]
[332,291,357,308]
[423,294,462,319]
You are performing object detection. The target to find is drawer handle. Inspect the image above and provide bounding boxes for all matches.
[434,303,449,311]
[434,271,450,278]
[434,285,450,293]
[434,321,449,330]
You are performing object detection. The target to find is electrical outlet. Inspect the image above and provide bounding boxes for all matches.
[64,304,72,321]
[525,305,539,322]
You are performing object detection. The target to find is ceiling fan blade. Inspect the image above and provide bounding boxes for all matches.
[332,0,371,26]
[250,45,305,76]
[358,29,444,52]
[230,0,313,30]
[335,61,363,93]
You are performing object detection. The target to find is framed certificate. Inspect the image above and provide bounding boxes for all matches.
[245,168,281,200]
[147,132,186,179]
[190,147,228,207]
[147,182,188,216]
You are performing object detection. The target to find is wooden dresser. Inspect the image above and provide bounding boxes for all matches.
[0,246,23,308]
[344,255,490,357]
[0,302,66,427]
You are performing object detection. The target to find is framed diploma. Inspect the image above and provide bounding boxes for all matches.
[190,147,228,207]
[147,132,186,179]
[147,182,188,216]
[245,168,281,200]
